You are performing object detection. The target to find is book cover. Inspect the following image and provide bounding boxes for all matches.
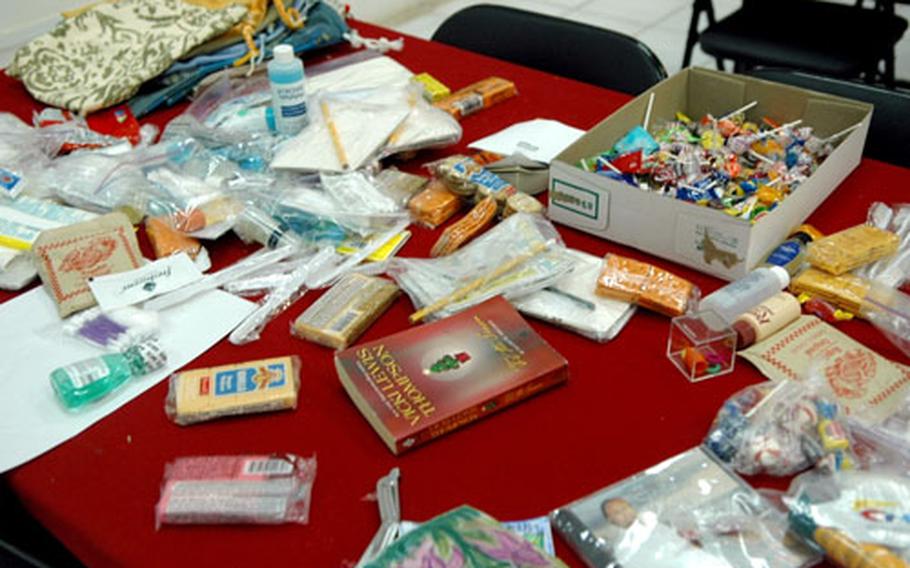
[335,296,568,454]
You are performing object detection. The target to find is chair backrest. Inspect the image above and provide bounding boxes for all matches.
[747,68,910,168]
[432,4,667,95]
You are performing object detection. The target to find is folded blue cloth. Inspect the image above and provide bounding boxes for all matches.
[129,1,347,118]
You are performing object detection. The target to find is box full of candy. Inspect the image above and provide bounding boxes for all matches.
[548,67,872,280]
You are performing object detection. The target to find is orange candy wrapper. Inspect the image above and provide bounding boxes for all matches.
[430,196,497,257]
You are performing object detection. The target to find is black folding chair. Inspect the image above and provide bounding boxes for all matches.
[684,0,907,87]
[748,68,910,167]
[432,4,667,95]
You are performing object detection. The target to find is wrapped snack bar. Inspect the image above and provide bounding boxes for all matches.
[789,268,870,315]
[596,254,698,317]
[807,224,899,275]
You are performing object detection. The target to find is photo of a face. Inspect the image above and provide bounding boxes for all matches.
[602,497,637,529]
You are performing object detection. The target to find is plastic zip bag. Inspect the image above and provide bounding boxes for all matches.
[856,202,910,288]
[390,213,574,322]
[155,454,317,528]
[859,280,910,360]
[0,113,67,200]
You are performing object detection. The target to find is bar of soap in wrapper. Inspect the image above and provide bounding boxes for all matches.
[807,224,899,275]
[292,273,399,349]
[166,356,300,425]
[408,180,461,228]
[504,192,544,217]
[789,268,870,315]
[32,212,143,317]
[596,253,697,317]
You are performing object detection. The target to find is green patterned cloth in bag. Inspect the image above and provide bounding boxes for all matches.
[8,0,247,115]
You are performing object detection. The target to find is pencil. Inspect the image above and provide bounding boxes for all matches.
[321,100,349,170]
[409,241,549,323]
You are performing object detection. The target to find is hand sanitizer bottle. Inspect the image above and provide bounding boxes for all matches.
[50,340,167,410]
[268,44,309,135]
[699,265,790,327]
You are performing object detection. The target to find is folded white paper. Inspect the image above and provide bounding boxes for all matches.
[0,288,255,473]
[469,119,585,164]
[89,253,203,311]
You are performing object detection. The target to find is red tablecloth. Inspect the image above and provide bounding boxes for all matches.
[2,20,907,568]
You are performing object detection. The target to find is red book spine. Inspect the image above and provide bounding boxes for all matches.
[393,363,568,454]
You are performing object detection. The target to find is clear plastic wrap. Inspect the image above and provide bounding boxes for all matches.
[860,280,910,360]
[165,355,300,425]
[270,89,412,173]
[379,86,462,157]
[784,468,910,566]
[857,202,910,288]
[356,468,402,567]
[228,247,336,345]
[596,254,699,317]
[155,454,317,528]
[232,205,305,249]
[390,213,574,322]
[551,446,819,568]
[292,273,400,349]
[144,245,297,311]
[374,168,429,207]
[146,167,245,241]
[512,249,637,342]
[0,112,66,199]
[62,306,160,351]
[705,376,858,477]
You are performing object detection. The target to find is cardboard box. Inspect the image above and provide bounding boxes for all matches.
[548,68,872,280]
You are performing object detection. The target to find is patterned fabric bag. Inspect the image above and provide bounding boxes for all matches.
[8,0,247,114]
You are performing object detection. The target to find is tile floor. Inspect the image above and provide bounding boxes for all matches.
[369,0,910,81]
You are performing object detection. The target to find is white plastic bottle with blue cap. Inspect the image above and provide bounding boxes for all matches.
[268,44,309,135]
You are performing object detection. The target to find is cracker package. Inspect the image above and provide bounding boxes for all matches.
[32,212,142,317]
[807,224,899,275]
[596,254,697,317]
[789,268,870,315]
[165,355,300,426]
[408,179,461,229]
[292,273,400,349]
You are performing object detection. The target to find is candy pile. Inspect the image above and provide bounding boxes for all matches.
[578,104,849,223]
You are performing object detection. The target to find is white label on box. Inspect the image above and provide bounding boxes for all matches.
[675,214,747,277]
[549,178,608,230]
[89,253,203,311]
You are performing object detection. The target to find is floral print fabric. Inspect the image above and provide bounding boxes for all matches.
[8,0,247,114]
[366,506,567,568]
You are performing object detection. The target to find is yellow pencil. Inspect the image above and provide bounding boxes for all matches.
[321,100,349,170]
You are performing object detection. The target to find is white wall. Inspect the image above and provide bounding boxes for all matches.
[346,0,425,24]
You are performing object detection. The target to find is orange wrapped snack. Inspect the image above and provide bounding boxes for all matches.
[408,180,462,229]
[434,77,517,120]
[430,196,497,257]
[145,216,202,260]
[596,254,697,317]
